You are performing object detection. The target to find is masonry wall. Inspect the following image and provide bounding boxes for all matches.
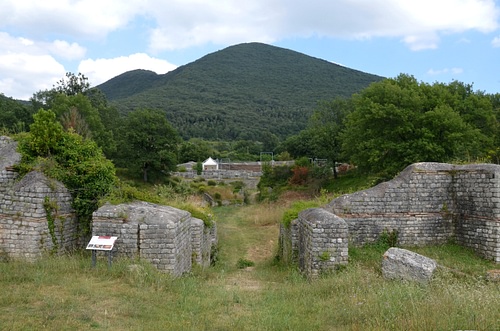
[92,202,216,276]
[279,163,500,277]
[296,208,348,279]
[0,170,78,260]
[325,163,500,262]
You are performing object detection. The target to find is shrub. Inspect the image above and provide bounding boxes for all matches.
[289,166,309,185]
[282,200,323,228]
[15,109,117,235]
[236,258,255,269]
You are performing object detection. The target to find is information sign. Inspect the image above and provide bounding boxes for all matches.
[86,236,117,251]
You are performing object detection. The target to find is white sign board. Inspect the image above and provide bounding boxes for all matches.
[86,236,117,251]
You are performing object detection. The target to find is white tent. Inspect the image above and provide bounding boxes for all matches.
[202,157,218,171]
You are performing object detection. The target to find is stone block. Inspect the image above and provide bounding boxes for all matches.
[382,247,437,283]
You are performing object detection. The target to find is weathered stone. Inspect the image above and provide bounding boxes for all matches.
[486,269,500,282]
[92,201,216,276]
[382,247,437,283]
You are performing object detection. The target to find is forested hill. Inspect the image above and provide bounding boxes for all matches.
[98,42,384,141]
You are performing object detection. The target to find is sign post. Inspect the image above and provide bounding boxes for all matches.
[86,236,117,268]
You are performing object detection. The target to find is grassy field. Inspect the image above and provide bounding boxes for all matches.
[1,203,499,330]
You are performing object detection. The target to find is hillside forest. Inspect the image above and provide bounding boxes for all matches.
[2,71,500,187]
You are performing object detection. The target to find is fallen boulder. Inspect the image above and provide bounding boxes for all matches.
[382,247,437,283]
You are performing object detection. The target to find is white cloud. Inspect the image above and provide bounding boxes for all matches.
[427,67,464,76]
[0,32,74,99]
[0,0,145,39]
[78,53,177,86]
[492,36,500,47]
[48,40,86,60]
[2,0,497,52]
[0,52,65,100]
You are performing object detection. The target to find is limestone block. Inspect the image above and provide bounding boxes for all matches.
[382,247,437,283]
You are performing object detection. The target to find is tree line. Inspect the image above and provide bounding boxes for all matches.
[2,72,500,186]
[282,73,500,179]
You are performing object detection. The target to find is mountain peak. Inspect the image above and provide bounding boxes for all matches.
[98,43,383,141]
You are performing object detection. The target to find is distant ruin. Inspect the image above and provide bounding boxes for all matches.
[280,162,500,278]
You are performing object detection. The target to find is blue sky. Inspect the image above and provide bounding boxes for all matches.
[1,0,499,100]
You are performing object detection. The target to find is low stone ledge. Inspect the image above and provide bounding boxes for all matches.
[382,247,437,283]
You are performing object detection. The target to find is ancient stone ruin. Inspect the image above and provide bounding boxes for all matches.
[92,202,217,276]
[0,136,216,275]
[280,162,500,278]
[0,136,78,260]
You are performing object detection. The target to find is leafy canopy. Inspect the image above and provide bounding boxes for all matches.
[341,74,494,176]
[118,108,181,182]
[16,109,117,234]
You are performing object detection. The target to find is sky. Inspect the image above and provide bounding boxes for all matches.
[1,0,500,100]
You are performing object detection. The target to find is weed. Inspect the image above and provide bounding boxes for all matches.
[319,251,331,261]
[236,258,255,269]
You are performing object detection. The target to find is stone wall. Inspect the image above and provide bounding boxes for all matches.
[325,163,500,262]
[296,208,348,279]
[280,162,500,278]
[92,201,217,276]
[0,137,78,260]
[172,170,262,180]
[0,136,218,275]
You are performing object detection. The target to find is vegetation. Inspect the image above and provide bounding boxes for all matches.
[97,42,383,141]
[1,203,498,330]
[0,93,34,133]
[15,109,117,235]
[115,108,181,182]
[277,74,500,180]
[341,75,498,177]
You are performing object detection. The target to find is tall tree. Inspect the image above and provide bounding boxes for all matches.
[178,138,213,163]
[307,98,353,177]
[30,73,117,156]
[121,109,181,182]
[341,74,492,177]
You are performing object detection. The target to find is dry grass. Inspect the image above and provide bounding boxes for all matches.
[1,203,499,330]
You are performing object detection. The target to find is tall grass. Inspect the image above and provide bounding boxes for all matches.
[1,204,499,330]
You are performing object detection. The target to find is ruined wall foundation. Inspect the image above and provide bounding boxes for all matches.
[0,136,217,275]
[280,162,500,278]
[92,201,217,276]
[0,137,78,260]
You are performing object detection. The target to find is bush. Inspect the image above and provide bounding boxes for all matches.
[16,111,117,235]
[282,200,323,228]
[289,166,309,185]
[236,258,255,269]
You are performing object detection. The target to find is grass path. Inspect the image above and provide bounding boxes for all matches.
[212,205,280,292]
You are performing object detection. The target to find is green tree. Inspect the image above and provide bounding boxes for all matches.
[307,98,353,177]
[121,109,181,182]
[341,74,492,176]
[55,72,90,95]
[16,108,116,235]
[178,138,213,163]
[260,130,280,152]
[27,109,64,156]
[30,73,117,156]
[0,94,34,133]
